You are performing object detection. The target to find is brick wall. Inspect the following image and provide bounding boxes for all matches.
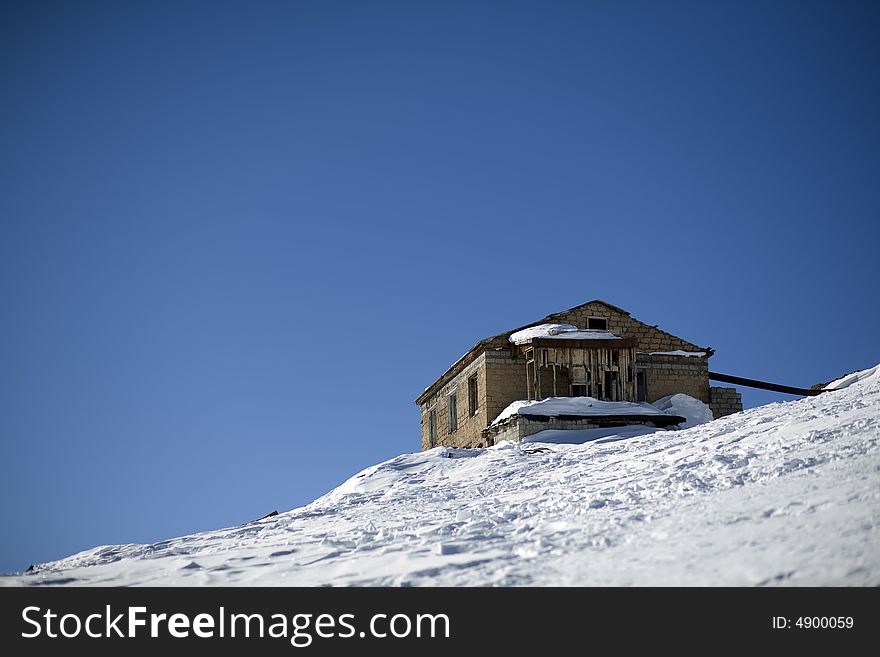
[484,353,529,435]
[709,386,743,419]
[637,353,710,403]
[550,302,703,353]
[419,353,491,450]
[487,416,605,444]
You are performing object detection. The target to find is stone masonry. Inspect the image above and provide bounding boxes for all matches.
[709,386,743,419]
[637,353,710,403]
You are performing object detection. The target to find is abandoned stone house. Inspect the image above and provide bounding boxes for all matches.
[415,299,743,450]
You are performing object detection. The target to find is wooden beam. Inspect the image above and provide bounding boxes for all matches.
[535,349,544,399]
[525,357,532,401]
[530,337,637,349]
[708,371,826,397]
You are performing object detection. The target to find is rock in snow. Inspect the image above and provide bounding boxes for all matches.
[4,365,879,586]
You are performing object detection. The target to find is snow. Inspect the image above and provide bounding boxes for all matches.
[4,365,880,587]
[651,394,715,428]
[824,363,880,390]
[491,396,674,425]
[647,350,707,357]
[523,425,662,444]
[509,323,621,345]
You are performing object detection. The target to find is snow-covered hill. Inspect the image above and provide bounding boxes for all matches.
[4,365,879,586]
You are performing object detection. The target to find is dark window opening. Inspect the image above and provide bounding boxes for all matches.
[428,409,437,447]
[604,371,619,401]
[572,384,588,397]
[468,375,478,416]
[587,317,608,331]
[636,371,647,402]
[447,393,458,433]
[611,350,619,365]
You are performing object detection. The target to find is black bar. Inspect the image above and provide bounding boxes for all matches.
[0,587,873,654]
[709,371,826,396]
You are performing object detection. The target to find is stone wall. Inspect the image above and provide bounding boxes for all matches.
[419,352,490,450]
[483,352,528,436]
[550,302,703,353]
[636,353,710,403]
[709,386,743,419]
[486,416,605,444]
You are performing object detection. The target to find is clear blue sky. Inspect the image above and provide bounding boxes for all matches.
[2,0,878,573]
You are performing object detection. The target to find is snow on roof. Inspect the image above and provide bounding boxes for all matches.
[646,350,707,357]
[491,396,671,425]
[509,323,621,345]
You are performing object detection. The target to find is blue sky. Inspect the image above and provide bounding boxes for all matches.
[1,0,878,573]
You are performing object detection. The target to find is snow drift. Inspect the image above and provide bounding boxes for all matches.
[650,393,714,428]
[4,365,879,587]
[824,363,880,390]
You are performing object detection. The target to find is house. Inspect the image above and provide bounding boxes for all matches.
[415,299,743,450]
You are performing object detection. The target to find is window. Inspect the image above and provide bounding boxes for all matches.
[587,317,608,330]
[604,371,619,401]
[428,409,437,447]
[611,350,619,366]
[468,375,478,416]
[636,371,647,402]
[448,392,458,433]
[572,384,588,397]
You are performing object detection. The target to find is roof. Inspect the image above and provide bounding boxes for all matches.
[529,337,638,349]
[486,413,686,430]
[414,299,704,405]
[489,396,684,425]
